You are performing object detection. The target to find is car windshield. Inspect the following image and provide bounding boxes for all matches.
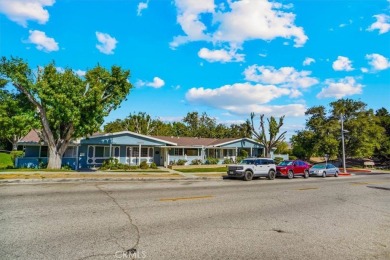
[239,159,255,165]
[278,161,293,166]
[312,164,326,169]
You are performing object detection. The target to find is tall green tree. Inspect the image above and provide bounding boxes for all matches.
[0,90,39,150]
[373,108,390,161]
[0,57,132,169]
[250,113,286,157]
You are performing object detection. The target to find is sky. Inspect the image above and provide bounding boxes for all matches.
[1,0,389,140]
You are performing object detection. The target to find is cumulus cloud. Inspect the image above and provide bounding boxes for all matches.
[136,77,165,88]
[317,77,363,99]
[171,0,308,49]
[198,47,244,63]
[0,0,55,27]
[96,32,118,55]
[27,30,59,52]
[185,82,305,116]
[365,53,390,71]
[137,1,148,16]
[332,56,354,71]
[243,65,318,88]
[367,14,390,34]
[303,57,315,66]
[56,67,86,77]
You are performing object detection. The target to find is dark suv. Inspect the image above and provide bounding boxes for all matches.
[276,160,311,179]
[227,158,276,181]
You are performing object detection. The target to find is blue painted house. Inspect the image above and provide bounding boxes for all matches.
[16,130,265,169]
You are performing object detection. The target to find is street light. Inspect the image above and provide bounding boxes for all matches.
[340,114,348,174]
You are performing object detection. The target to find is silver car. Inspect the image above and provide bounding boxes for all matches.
[309,163,339,177]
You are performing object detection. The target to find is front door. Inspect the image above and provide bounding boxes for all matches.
[154,147,161,166]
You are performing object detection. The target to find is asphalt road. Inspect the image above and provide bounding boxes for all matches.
[1,174,389,260]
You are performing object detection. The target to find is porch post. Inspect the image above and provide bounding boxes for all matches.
[138,143,141,166]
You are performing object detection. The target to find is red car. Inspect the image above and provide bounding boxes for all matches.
[276,160,311,179]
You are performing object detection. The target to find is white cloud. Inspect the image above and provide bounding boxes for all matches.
[171,0,308,48]
[303,57,315,66]
[185,82,305,116]
[367,14,390,34]
[136,77,165,88]
[0,0,55,27]
[137,1,148,16]
[365,53,390,71]
[332,56,353,71]
[198,47,244,63]
[317,77,363,99]
[27,30,58,52]
[243,65,319,88]
[96,32,118,55]
[75,69,86,77]
[361,67,369,73]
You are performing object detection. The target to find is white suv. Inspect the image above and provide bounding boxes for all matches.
[227,158,276,181]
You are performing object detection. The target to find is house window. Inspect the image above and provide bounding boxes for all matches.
[141,148,149,157]
[172,148,183,156]
[223,149,233,156]
[132,147,139,157]
[40,146,48,157]
[184,148,198,156]
[95,146,111,157]
[64,146,76,158]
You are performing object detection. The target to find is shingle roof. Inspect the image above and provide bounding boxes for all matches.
[151,136,238,146]
[19,130,41,143]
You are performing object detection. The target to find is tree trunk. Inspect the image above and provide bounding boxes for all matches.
[47,146,63,169]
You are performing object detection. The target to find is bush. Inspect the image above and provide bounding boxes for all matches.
[10,151,24,164]
[0,152,13,169]
[289,155,297,160]
[149,162,157,169]
[205,157,219,165]
[235,156,245,164]
[61,164,72,170]
[139,161,149,169]
[191,159,203,165]
[176,159,187,165]
[274,157,284,165]
[223,158,234,164]
[239,149,248,158]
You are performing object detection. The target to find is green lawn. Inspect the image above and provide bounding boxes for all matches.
[0,153,13,169]
[176,167,227,173]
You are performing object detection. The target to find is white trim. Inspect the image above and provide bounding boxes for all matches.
[213,138,262,147]
[83,131,178,146]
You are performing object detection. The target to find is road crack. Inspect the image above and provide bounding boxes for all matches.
[95,185,140,253]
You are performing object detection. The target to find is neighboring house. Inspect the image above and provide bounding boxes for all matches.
[16,130,265,170]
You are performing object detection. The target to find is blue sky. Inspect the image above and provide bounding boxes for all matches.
[1,0,389,140]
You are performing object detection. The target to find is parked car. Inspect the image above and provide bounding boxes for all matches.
[276,160,311,179]
[309,163,339,177]
[226,158,276,181]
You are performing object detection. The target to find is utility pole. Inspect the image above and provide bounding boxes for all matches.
[341,114,347,174]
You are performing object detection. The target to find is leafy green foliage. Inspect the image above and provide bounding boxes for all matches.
[176,159,187,165]
[274,157,284,165]
[139,161,149,169]
[222,158,234,164]
[0,152,13,169]
[191,159,203,165]
[10,150,24,164]
[205,157,219,165]
[0,57,132,169]
[149,162,157,169]
[291,99,387,160]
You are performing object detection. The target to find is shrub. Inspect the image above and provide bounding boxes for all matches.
[274,157,284,165]
[149,162,157,169]
[61,164,72,170]
[0,152,13,169]
[176,159,187,165]
[235,156,245,164]
[289,155,297,160]
[205,157,219,165]
[10,151,24,164]
[139,161,149,169]
[239,149,248,158]
[191,159,203,165]
[223,158,234,164]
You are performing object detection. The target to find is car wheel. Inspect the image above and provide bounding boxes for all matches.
[334,171,339,177]
[268,170,276,180]
[304,170,309,179]
[243,170,253,181]
[288,170,294,179]
[322,171,326,178]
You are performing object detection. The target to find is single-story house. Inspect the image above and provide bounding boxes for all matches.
[16,130,265,170]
